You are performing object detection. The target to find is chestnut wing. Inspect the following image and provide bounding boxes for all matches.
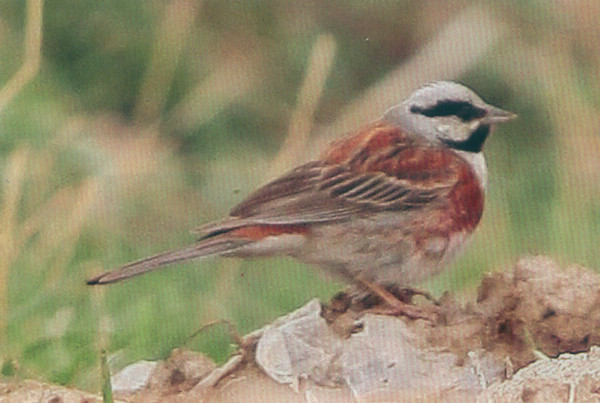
[197,158,454,236]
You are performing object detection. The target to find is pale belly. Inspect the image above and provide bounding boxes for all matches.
[294,217,472,286]
[228,215,473,286]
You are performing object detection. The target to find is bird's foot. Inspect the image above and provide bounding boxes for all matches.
[359,280,440,322]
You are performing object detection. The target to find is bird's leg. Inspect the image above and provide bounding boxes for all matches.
[387,285,441,306]
[358,279,439,321]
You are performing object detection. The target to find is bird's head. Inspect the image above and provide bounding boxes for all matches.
[386,81,516,153]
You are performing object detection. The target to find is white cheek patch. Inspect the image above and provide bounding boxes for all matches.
[469,120,480,131]
[436,124,452,136]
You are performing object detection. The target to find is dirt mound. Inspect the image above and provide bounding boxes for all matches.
[3,256,600,402]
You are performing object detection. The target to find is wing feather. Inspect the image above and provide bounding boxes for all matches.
[195,123,468,237]
[197,159,455,237]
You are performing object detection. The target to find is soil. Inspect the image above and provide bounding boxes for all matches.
[3,256,600,402]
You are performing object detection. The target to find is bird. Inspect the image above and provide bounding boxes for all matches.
[87,81,515,316]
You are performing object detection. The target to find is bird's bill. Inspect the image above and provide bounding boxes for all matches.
[483,105,517,124]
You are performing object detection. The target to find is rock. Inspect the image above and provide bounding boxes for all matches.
[148,349,216,393]
[111,360,158,393]
[483,346,600,402]
[6,256,600,402]
[255,299,341,389]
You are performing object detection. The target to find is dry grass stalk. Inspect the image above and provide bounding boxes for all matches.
[0,0,44,113]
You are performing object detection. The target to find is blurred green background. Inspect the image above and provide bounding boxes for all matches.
[1,0,599,391]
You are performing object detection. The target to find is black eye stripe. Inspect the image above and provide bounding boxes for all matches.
[410,100,487,122]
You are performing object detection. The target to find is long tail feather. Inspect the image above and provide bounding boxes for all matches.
[87,237,246,285]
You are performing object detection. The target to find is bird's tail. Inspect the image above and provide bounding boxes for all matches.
[86,236,248,285]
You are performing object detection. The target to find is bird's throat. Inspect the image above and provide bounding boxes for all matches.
[442,124,490,153]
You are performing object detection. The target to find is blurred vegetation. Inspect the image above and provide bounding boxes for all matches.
[1,0,599,392]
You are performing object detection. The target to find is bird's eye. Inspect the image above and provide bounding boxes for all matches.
[410,100,486,122]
